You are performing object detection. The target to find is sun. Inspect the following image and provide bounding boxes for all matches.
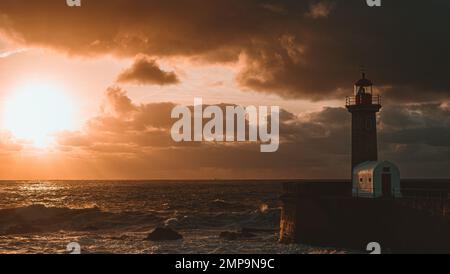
[2,82,76,148]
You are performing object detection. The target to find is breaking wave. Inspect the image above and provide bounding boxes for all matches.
[0,204,162,235]
[0,203,279,235]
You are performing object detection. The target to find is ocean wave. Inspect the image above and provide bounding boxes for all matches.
[206,199,248,211]
[0,204,163,235]
[163,207,280,231]
[0,202,280,236]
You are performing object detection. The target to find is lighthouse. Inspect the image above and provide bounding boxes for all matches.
[346,73,381,171]
[346,73,402,198]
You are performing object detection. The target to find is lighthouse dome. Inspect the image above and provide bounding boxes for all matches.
[355,73,373,87]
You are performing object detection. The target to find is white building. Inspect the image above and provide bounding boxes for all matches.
[352,161,401,198]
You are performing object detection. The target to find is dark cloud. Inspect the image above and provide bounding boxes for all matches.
[53,87,450,178]
[305,1,335,19]
[0,0,449,101]
[104,87,137,115]
[55,87,351,177]
[1,1,449,178]
[380,103,450,147]
[116,55,179,85]
[377,103,450,177]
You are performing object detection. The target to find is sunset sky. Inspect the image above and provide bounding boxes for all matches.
[0,0,449,179]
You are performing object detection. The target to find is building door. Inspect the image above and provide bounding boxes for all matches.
[382,173,392,198]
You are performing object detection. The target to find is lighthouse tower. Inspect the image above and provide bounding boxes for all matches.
[346,73,382,172]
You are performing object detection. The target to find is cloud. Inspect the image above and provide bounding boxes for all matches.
[0,131,22,152]
[103,86,137,115]
[380,103,450,147]
[52,87,450,178]
[0,1,449,178]
[260,3,286,14]
[306,1,335,19]
[0,48,27,58]
[55,87,351,177]
[116,55,179,85]
[0,0,449,101]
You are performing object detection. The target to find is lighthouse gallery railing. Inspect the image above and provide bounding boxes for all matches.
[346,95,381,107]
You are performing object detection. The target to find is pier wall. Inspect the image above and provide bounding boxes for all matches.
[280,180,450,253]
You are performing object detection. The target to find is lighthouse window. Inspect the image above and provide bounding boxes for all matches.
[369,178,372,183]
[360,178,363,183]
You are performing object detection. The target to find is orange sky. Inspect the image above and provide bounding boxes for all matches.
[0,0,449,179]
[0,37,339,179]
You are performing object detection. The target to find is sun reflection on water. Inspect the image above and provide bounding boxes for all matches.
[18,181,64,192]
[15,181,67,208]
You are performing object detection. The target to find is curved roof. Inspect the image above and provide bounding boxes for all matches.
[353,160,399,175]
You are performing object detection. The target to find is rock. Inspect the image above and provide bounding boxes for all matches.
[145,227,183,241]
[219,230,257,241]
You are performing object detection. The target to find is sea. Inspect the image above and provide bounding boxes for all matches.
[0,180,347,254]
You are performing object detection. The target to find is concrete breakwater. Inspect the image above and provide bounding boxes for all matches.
[280,180,450,253]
